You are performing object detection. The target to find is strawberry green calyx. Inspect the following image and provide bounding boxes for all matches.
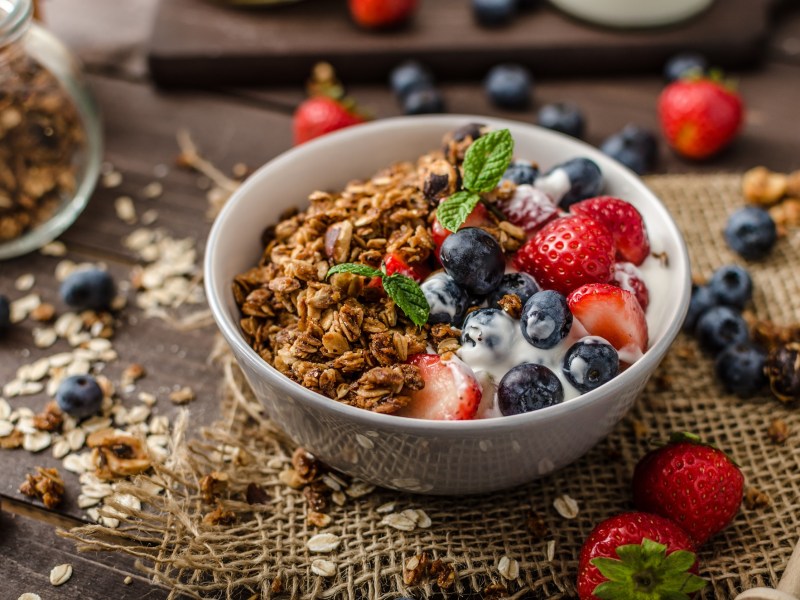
[591,538,706,600]
[668,431,702,445]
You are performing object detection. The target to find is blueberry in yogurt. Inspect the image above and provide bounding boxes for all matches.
[534,157,603,210]
[460,308,516,362]
[497,363,564,415]
[440,227,505,296]
[520,290,572,349]
[562,337,619,393]
[421,271,469,325]
[489,272,540,308]
[501,160,539,186]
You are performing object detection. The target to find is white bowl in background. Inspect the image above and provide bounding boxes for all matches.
[549,0,714,28]
[204,115,691,495]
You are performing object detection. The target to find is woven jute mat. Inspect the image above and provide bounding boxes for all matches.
[65,173,800,600]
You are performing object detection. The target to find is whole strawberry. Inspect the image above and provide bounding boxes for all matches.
[632,432,744,545]
[658,77,744,160]
[349,0,417,29]
[570,196,650,266]
[293,96,365,145]
[578,512,705,600]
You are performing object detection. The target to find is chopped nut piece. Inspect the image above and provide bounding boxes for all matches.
[32,401,63,432]
[246,482,270,505]
[403,552,430,585]
[744,486,771,510]
[765,342,800,403]
[483,583,509,600]
[202,502,236,526]
[742,166,787,205]
[292,447,319,482]
[307,511,332,528]
[19,467,65,508]
[632,420,649,440]
[199,471,229,504]
[30,302,55,322]
[169,386,195,405]
[86,428,151,480]
[0,428,24,449]
[497,293,523,319]
[304,481,330,513]
[121,363,146,386]
[430,559,456,590]
[270,577,283,594]
[768,418,790,444]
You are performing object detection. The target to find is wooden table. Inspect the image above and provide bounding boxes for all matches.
[1,1,800,597]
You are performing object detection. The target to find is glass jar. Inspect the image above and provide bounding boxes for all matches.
[0,0,101,259]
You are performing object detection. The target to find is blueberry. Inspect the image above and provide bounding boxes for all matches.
[537,103,585,139]
[460,308,516,360]
[695,305,749,355]
[600,125,658,175]
[714,343,768,398]
[501,160,539,186]
[562,337,619,393]
[663,52,708,83]
[473,0,516,26]
[0,295,9,335]
[484,64,532,110]
[440,228,506,296]
[535,157,603,209]
[520,290,572,349]
[56,374,104,419]
[497,363,564,415]
[403,87,445,115]
[421,272,469,326]
[724,206,778,260]
[390,61,434,99]
[708,264,753,310]
[682,284,717,332]
[488,272,540,308]
[60,268,115,311]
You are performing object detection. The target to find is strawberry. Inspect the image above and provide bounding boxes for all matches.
[632,432,744,545]
[398,353,481,420]
[568,283,648,356]
[383,252,431,283]
[612,262,650,311]
[513,215,615,296]
[658,77,744,160]
[578,512,705,600]
[293,96,366,145]
[497,185,559,234]
[570,196,651,266]
[431,202,493,260]
[349,0,417,29]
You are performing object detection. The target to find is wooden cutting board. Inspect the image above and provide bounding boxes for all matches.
[147,0,773,88]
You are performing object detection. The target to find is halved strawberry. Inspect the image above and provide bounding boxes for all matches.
[568,283,649,356]
[571,196,651,266]
[398,353,482,420]
[612,262,650,312]
[383,252,431,283]
[431,202,493,260]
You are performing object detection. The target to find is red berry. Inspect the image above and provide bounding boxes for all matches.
[612,262,650,311]
[293,97,366,145]
[568,283,649,356]
[383,252,431,283]
[348,0,417,29]
[498,185,558,234]
[658,78,744,160]
[632,433,744,545]
[571,196,651,266]
[398,353,482,420]
[578,512,704,600]
[514,215,615,296]
[432,202,493,261]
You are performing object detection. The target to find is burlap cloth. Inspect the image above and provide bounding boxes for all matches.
[65,173,800,599]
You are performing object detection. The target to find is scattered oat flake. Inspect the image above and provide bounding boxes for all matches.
[15,273,35,291]
[381,512,417,532]
[331,490,346,506]
[0,421,14,437]
[311,558,337,577]
[23,431,52,452]
[169,386,194,405]
[376,501,395,514]
[115,196,137,224]
[414,509,432,529]
[102,171,122,188]
[143,181,163,198]
[553,494,579,519]
[41,240,67,256]
[141,209,159,225]
[307,533,341,553]
[346,480,375,498]
[49,563,72,586]
[497,556,519,580]
[123,576,133,585]
[18,594,41,600]
[11,293,41,323]
[546,540,556,561]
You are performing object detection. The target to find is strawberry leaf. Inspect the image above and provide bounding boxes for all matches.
[436,190,482,233]
[462,128,514,193]
[382,274,429,327]
[326,263,382,279]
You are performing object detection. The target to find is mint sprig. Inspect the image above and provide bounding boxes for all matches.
[325,263,429,327]
[436,128,514,232]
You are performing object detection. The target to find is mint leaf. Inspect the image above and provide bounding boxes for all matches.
[326,263,382,279]
[436,190,481,233]
[382,274,429,327]
[462,128,514,193]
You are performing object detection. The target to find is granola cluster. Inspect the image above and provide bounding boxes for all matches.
[233,131,519,414]
[0,46,84,242]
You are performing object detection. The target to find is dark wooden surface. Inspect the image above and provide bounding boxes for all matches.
[148,0,773,87]
[1,0,799,597]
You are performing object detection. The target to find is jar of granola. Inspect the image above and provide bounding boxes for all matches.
[0,0,101,259]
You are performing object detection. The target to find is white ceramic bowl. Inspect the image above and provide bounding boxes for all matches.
[205,115,691,495]
[549,0,714,28]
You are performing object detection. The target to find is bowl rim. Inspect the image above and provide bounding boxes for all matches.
[205,114,691,434]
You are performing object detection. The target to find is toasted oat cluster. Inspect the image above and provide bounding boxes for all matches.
[233,129,523,414]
